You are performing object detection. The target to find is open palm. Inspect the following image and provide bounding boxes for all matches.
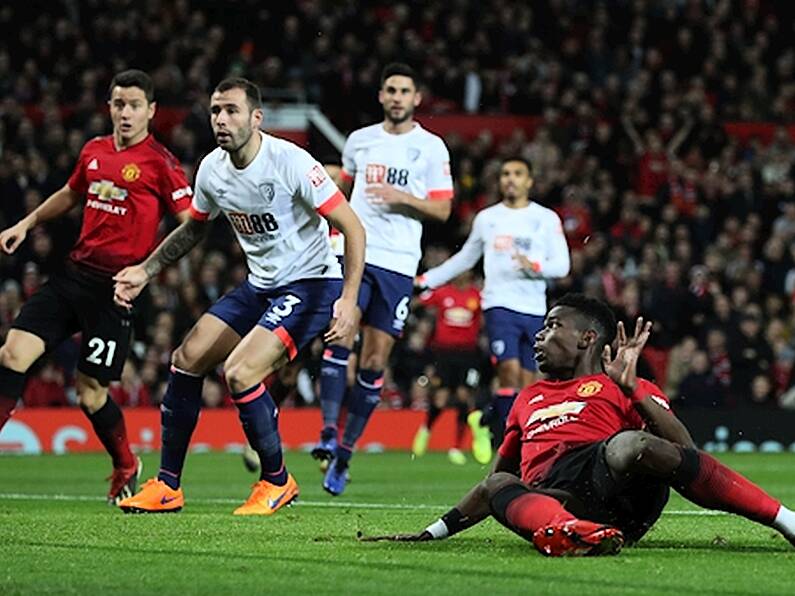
[602,317,652,395]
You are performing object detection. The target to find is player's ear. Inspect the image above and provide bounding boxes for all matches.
[578,329,598,349]
[147,101,157,121]
[413,90,422,107]
[251,107,264,128]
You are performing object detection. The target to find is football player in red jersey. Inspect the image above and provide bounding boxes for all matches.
[412,270,489,465]
[0,70,192,503]
[361,293,795,555]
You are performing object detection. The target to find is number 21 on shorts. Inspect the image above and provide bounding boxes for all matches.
[86,337,117,367]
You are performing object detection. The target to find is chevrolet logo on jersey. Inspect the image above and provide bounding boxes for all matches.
[88,180,128,201]
[527,401,587,426]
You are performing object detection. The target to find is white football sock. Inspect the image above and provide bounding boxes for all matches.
[772,505,795,540]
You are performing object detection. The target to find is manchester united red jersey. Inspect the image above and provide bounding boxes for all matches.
[499,374,670,485]
[419,284,481,351]
[67,134,192,275]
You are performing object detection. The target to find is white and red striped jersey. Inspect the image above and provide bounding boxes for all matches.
[191,132,344,289]
[340,123,453,277]
[422,202,571,315]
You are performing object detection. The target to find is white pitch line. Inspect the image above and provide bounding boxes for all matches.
[0,492,725,515]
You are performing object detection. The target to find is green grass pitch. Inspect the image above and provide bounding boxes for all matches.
[0,450,792,595]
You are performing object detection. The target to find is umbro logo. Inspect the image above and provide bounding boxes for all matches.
[88,158,99,170]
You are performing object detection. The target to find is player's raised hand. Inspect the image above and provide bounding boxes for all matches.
[113,265,150,308]
[0,220,31,255]
[324,296,358,343]
[356,530,433,542]
[512,251,542,276]
[365,183,406,207]
[603,318,652,396]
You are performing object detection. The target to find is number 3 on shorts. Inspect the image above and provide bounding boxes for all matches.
[86,337,117,367]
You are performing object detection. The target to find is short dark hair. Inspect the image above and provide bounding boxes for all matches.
[109,69,154,102]
[552,293,617,348]
[380,62,419,88]
[214,77,262,111]
[501,156,533,176]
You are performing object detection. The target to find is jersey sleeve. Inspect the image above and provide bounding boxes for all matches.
[158,156,193,215]
[498,395,522,460]
[288,147,345,216]
[339,133,356,184]
[422,213,484,288]
[425,139,453,201]
[189,158,220,221]
[539,211,571,278]
[625,378,673,428]
[67,143,90,195]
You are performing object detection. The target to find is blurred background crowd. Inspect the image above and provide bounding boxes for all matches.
[1,0,794,411]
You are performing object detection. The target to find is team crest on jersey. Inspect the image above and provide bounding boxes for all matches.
[121,163,141,182]
[576,381,603,397]
[307,164,328,188]
[258,182,275,205]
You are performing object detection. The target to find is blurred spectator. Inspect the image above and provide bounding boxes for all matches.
[1,1,794,409]
[678,350,724,408]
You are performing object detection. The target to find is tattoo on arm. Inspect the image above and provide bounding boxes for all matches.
[143,219,207,278]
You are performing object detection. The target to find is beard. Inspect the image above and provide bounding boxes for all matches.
[384,105,413,125]
[217,127,252,153]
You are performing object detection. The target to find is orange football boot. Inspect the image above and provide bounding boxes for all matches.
[233,474,299,516]
[118,478,184,513]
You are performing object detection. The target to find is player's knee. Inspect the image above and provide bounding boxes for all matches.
[606,431,654,474]
[76,381,107,412]
[0,345,32,373]
[359,352,386,370]
[484,472,522,499]
[496,362,520,388]
[224,359,265,394]
[172,342,205,374]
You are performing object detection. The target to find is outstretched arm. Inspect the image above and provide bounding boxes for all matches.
[621,115,645,155]
[666,118,694,157]
[113,217,208,307]
[419,218,484,289]
[359,454,520,542]
[0,184,81,254]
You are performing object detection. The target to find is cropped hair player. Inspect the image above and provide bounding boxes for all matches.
[361,294,795,556]
[0,68,192,504]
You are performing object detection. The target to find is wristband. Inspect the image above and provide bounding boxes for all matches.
[424,519,449,539]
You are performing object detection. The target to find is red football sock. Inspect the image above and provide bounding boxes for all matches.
[83,399,136,469]
[505,492,577,533]
[675,449,780,525]
[0,395,16,430]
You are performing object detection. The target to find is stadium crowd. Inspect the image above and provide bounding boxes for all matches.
[1,0,794,411]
